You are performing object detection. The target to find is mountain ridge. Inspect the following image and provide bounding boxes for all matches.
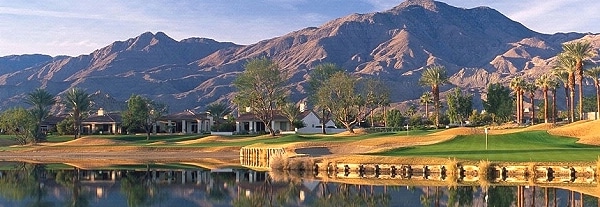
[0,0,598,114]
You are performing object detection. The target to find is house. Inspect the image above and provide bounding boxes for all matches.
[235,109,338,134]
[81,108,123,134]
[40,114,67,134]
[157,110,213,134]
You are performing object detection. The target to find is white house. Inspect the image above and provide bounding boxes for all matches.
[235,109,340,134]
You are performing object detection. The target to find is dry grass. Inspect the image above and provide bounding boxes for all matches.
[478,160,491,189]
[269,153,314,171]
[334,128,368,136]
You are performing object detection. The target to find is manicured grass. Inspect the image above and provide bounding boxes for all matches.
[376,131,600,162]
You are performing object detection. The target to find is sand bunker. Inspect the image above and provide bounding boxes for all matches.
[51,137,126,146]
[431,127,481,136]
[548,120,600,145]
[175,136,225,145]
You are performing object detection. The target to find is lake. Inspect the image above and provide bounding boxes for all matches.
[0,162,596,206]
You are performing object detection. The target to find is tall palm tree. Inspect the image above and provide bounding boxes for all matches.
[535,74,554,123]
[419,65,449,128]
[554,55,577,122]
[549,78,560,123]
[584,66,600,120]
[420,92,433,118]
[510,77,526,124]
[524,83,538,124]
[561,41,597,120]
[24,88,56,143]
[552,69,570,122]
[63,88,92,139]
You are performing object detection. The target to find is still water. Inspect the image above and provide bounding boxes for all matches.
[0,162,597,207]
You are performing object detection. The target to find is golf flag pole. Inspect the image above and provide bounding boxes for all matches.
[484,127,488,150]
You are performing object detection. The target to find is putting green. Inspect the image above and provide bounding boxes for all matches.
[377,131,600,162]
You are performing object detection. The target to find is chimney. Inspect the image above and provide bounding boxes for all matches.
[98,108,105,116]
[299,101,307,112]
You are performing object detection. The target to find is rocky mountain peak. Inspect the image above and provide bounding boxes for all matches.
[392,0,438,12]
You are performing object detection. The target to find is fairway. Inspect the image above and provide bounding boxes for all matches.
[377,131,600,162]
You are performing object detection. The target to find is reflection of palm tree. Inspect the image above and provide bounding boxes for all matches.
[420,186,432,207]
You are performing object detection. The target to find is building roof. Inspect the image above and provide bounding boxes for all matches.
[237,110,320,122]
[160,110,211,121]
[41,115,68,125]
[83,112,122,123]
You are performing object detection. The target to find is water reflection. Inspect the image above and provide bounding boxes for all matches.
[0,162,597,206]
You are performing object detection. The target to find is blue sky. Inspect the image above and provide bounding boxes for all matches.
[0,0,598,56]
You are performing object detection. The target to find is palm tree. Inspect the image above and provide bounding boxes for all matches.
[420,92,433,118]
[584,66,600,120]
[510,77,525,124]
[24,88,56,143]
[535,74,554,123]
[419,65,449,128]
[524,83,538,124]
[549,79,560,123]
[554,55,577,122]
[561,41,597,120]
[63,88,92,139]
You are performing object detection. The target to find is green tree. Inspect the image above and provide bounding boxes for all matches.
[360,77,391,127]
[56,116,75,135]
[24,88,56,143]
[385,109,404,128]
[420,92,433,118]
[233,57,287,136]
[584,66,600,120]
[483,83,513,124]
[0,108,37,145]
[316,72,389,133]
[122,95,168,140]
[535,74,555,123]
[279,102,303,131]
[206,102,232,131]
[446,87,473,125]
[561,41,596,120]
[419,65,449,128]
[554,54,577,122]
[63,88,92,139]
[307,63,344,134]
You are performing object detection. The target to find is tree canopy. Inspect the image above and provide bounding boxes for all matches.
[233,57,287,136]
[122,94,168,140]
[419,65,449,128]
[483,83,513,124]
[24,88,55,143]
[0,107,37,145]
[316,72,389,133]
[63,88,92,139]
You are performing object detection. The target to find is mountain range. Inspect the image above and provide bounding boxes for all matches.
[1,0,599,114]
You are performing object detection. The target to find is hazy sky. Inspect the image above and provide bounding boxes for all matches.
[0,0,597,56]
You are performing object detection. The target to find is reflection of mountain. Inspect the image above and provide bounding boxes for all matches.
[1,0,600,112]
